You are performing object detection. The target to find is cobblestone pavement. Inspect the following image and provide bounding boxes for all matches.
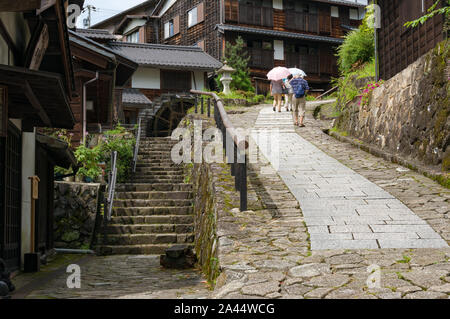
[15,255,211,299]
[216,104,450,299]
[252,107,448,250]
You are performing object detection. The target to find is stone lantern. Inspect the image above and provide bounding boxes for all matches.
[218,61,235,95]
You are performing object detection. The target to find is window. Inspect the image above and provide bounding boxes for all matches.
[349,8,359,20]
[188,7,198,27]
[164,20,174,39]
[188,3,204,28]
[331,6,339,18]
[126,31,139,43]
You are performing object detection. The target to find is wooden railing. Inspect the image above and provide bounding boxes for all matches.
[238,4,273,27]
[191,90,248,212]
[246,48,274,69]
[285,11,318,33]
[286,53,319,74]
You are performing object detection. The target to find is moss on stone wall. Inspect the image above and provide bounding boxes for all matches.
[334,40,449,172]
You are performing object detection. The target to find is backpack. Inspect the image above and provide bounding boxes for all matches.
[293,80,305,98]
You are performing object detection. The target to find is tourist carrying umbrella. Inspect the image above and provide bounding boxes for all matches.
[289,73,310,127]
[267,67,291,113]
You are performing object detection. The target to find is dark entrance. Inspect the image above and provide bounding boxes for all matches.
[0,122,22,271]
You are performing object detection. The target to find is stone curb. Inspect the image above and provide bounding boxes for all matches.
[327,130,449,189]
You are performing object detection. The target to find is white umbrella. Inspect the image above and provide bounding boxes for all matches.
[288,68,307,78]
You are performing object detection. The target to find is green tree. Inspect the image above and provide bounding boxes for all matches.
[218,36,254,93]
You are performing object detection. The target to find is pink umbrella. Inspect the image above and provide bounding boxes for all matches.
[267,67,291,81]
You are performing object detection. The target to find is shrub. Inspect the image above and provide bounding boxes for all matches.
[74,144,102,181]
[337,28,374,73]
[99,123,135,183]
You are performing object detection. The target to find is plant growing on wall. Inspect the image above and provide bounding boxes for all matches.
[99,123,136,183]
[217,36,254,93]
[359,80,384,108]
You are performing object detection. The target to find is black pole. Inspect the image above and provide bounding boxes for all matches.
[201,97,204,115]
[240,155,247,212]
[207,98,211,118]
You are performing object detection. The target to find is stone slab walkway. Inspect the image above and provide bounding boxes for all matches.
[251,107,448,250]
[12,255,210,299]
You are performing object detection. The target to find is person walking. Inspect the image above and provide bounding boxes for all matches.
[283,74,294,112]
[270,79,283,112]
[289,75,309,127]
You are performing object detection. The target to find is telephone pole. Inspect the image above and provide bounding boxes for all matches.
[83,5,97,28]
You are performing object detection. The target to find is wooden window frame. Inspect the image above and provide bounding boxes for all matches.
[188,3,205,29]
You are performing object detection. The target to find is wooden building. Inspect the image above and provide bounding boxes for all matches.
[0,0,79,271]
[92,0,367,93]
[69,31,137,145]
[377,0,447,80]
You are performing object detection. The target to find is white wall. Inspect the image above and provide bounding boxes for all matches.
[273,0,283,10]
[191,71,205,91]
[21,130,35,264]
[132,67,161,89]
[123,19,146,35]
[274,40,284,61]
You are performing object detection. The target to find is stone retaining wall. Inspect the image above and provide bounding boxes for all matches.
[54,182,101,249]
[335,41,449,172]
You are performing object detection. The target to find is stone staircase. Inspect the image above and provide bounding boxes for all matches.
[98,137,194,255]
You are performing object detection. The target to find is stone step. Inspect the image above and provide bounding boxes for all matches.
[113,206,193,217]
[132,171,184,177]
[106,224,194,235]
[136,161,181,166]
[114,199,192,208]
[131,178,185,184]
[115,183,192,192]
[97,243,194,255]
[115,191,192,200]
[134,168,183,174]
[105,233,194,245]
[136,158,176,163]
[111,215,194,225]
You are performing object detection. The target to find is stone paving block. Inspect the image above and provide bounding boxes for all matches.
[307,226,329,234]
[329,225,372,233]
[352,233,419,240]
[370,224,437,233]
[378,239,448,249]
[311,240,379,250]
[310,233,353,240]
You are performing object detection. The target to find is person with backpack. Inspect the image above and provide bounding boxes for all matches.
[289,74,310,127]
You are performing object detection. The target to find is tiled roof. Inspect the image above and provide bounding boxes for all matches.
[122,88,152,106]
[107,42,223,71]
[75,28,118,40]
[216,24,345,44]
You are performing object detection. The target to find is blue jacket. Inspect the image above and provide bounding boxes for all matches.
[290,78,309,96]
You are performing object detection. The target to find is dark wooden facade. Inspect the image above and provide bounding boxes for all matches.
[92,0,364,92]
[377,0,446,80]
[0,1,80,271]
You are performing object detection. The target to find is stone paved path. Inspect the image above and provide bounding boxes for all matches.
[13,255,210,299]
[252,107,448,250]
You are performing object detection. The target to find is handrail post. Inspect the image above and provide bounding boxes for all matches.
[240,155,247,212]
[201,97,204,115]
[195,97,198,113]
[207,98,211,118]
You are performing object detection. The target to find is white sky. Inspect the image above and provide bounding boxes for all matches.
[76,0,148,28]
